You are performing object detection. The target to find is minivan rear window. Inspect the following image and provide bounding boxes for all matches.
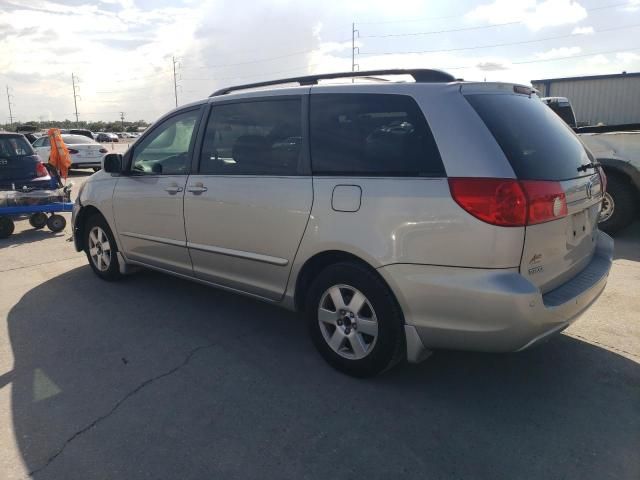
[466,94,591,181]
[310,93,444,176]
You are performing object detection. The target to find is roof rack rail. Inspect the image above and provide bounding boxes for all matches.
[210,69,455,97]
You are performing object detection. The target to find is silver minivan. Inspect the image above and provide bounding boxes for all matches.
[72,69,613,377]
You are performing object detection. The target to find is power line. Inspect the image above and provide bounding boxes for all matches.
[181,38,351,72]
[437,45,640,70]
[359,1,633,39]
[511,45,640,65]
[361,20,521,38]
[360,22,640,56]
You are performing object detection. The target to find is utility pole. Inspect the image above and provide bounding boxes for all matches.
[71,73,80,126]
[5,85,14,127]
[120,111,125,131]
[172,56,180,108]
[351,22,359,82]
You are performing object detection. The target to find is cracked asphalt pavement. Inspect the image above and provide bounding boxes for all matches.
[1,172,639,480]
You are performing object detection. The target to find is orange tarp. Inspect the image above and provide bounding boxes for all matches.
[47,128,71,179]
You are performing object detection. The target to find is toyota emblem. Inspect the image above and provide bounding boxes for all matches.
[585,179,593,200]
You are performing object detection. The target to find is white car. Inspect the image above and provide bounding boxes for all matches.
[32,134,108,171]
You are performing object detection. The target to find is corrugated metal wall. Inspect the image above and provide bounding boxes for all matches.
[532,76,640,126]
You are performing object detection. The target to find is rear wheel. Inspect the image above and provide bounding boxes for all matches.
[0,217,15,239]
[599,173,637,234]
[29,212,48,229]
[84,215,121,281]
[305,262,405,377]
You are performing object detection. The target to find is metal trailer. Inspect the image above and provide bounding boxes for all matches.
[0,202,73,239]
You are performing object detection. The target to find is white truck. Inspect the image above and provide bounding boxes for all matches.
[542,97,640,233]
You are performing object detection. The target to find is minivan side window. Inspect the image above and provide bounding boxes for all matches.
[131,109,199,175]
[310,93,444,176]
[200,98,302,175]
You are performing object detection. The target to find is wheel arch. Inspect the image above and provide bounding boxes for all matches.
[599,158,640,194]
[73,205,115,252]
[293,250,398,314]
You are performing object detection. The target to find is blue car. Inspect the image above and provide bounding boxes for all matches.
[0,133,58,190]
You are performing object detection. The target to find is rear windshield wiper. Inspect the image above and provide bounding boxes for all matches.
[577,163,597,172]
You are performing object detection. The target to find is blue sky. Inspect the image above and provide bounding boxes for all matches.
[1,0,639,122]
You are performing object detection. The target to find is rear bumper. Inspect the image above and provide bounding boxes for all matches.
[379,231,614,361]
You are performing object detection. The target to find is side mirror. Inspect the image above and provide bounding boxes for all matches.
[102,153,122,173]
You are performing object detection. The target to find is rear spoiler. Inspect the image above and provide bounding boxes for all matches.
[459,82,537,96]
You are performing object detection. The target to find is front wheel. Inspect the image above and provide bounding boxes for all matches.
[305,262,405,377]
[84,215,121,281]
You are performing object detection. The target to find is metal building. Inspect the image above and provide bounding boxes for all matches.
[531,72,640,126]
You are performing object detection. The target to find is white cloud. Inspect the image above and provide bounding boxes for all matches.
[0,0,635,123]
[616,52,640,62]
[571,26,594,35]
[624,0,640,12]
[467,0,587,31]
[535,46,581,60]
[586,54,609,66]
[476,61,509,71]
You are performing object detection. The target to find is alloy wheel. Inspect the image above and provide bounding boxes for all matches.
[88,226,112,272]
[317,284,379,360]
[600,192,615,222]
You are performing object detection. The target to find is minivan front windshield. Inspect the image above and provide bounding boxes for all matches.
[466,93,592,181]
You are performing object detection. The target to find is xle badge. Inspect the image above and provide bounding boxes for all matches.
[528,253,543,275]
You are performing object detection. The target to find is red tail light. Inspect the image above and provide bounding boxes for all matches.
[597,166,607,193]
[521,180,568,225]
[448,178,567,227]
[68,148,79,154]
[99,148,108,153]
[35,161,49,178]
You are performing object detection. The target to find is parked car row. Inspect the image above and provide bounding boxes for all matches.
[16,129,141,145]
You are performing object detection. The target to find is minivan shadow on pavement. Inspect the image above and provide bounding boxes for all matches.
[7,266,639,480]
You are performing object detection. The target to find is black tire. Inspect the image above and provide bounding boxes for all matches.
[46,214,66,232]
[599,173,638,234]
[84,214,121,281]
[0,217,15,239]
[305,262,405,377]
[29,212,48,229]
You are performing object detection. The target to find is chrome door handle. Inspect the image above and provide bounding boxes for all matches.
[187,183,208,194]
[164,185,184,194]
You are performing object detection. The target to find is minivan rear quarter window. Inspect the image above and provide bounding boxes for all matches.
[310,93,444,176]
[465,93,591,181]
